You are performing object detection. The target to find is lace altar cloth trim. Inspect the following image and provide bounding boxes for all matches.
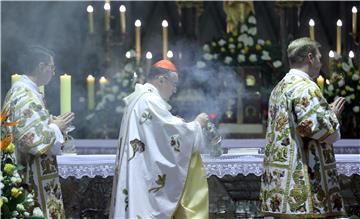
[57,154,360,179]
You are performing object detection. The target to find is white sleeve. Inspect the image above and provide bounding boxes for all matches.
[192,120,206,152]
[49,123,64,155]
[322,126,341,144]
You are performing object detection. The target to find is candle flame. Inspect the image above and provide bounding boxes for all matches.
[135,19,141,27]
[87,5,94,13]
[349,50,355,58]
[162,20,168,27]
[352,6,357,13]
[336,19,342,26]
[99,76,108,84]
[87,75,95,81]
[309,19,315,26]
[120,5,126,12]
[329,50,335,58]
[104,3,110,10]
[146,51,152,59]
[125,51,131,58]
[167,50,174,59]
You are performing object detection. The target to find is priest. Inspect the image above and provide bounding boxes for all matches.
[109,59,209,218]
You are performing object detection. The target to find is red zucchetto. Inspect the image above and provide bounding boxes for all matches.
[153,59,177,72]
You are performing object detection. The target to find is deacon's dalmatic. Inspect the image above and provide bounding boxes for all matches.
[3,75,66,219]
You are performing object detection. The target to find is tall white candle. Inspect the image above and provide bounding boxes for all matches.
[309,19,315,40]
[135,20,142,61]
[119,5,126,34]
[87,5,94,33]
[104,2,111,31]
[162,20,168,59]
[336,19,342,55]
[352,7,358,36]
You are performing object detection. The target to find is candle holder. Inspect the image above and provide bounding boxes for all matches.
[62,125,77,154]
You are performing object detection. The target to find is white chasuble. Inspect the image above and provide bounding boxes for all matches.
[110,83,208,219]
[3,76,65,219]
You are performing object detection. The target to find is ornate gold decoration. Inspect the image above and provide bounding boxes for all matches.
[223,0,255,33]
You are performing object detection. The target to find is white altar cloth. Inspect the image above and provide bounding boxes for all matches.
[57,154,360,179]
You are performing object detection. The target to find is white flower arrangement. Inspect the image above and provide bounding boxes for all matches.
[352,73,359,81]
[237,54,246,63]
[248,16,257,24]
[273,60,282,68]
[197,12,285,89]
[257,39,265,45]
[247,27,257,36]
[353,106,360,113]
[224,56,233,64]
[124,63,133,72]
[249,54,257,63]
[325,56,359,118]
[338,79,345,87]
[32,207,44,217]
[228,43,236,49]
[218,39,226,46]
[240,24,248,33]
[196,61,206,69]
[203,53,213,61]
[203,44,210,53]
[342,62,351,72]
[1,113,41,218]
[261,51,271,61]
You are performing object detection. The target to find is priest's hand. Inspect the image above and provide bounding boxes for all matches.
[330,97,345,119]
[195,113,209,128]
[51,112,75,132]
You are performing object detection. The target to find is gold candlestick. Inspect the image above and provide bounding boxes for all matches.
[336,19,342,55]
[162,20,168,60]
[119,5,126,34]
[135,19,141,61]
[309,19,315,40]
[104,2,111,31]
[87,5,94,33]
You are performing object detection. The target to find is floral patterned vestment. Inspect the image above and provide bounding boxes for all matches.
[260,69,347,218]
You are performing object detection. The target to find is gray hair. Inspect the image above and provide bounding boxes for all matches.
[287,37,321,67]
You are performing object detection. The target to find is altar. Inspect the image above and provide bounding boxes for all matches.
[58,139,360,219]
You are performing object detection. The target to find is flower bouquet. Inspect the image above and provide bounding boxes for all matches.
[1,110,44,218]
[324,56,360,137]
